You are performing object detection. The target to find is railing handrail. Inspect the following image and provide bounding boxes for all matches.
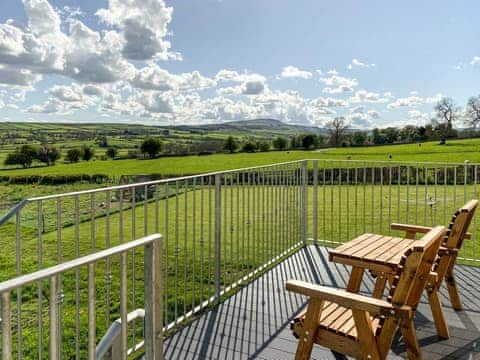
[0,234,162,294]
[3,160,305,205]
[305,158,480,166]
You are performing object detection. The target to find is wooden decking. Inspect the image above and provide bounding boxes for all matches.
[164,245,480,359]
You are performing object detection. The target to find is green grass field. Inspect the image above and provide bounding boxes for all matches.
[1,138,480,180]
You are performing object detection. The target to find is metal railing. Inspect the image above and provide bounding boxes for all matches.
[306,159,480,263]
[0,158,479,358]
[0,160,305,358]
[0,234,163,359]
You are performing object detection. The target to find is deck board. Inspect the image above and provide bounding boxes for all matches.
[164,245,480,359]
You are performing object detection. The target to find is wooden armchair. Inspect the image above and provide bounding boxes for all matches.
[390,199,478,338]
[286,226,446,360]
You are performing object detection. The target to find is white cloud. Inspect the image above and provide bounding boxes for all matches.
[28,98,69,114]
[215,69,241,82]
[49,84,83,102]
[0,65,41,86]
[470,56,480,66]
[347,58,375,70]
[320,74,358,93]
[425,93,443,104]
[349,90,391,103]
[241,75,266,95]
[408,110,429,123]
[279,65,312,79]
[96,0,177,61]
[310,97,348,108]
[387,96,423,109]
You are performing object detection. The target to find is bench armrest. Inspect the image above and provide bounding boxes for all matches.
[391,223,471,240]
[286,280,412,320]
[390,223,432,235]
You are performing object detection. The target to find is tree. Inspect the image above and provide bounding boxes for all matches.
[140,137,163,158]
[272,137,288,150]
[351,131,367,146]
[372,128,385,145]
[325,117,350,146]
[301,134,318,149]
[38,145,60,166]
[96,136,108,148]
[223,136,238,153]
[258,141,270,152]
[465,95,480,129]
[242,141,257,153]
[66,148,82,163]
[106,147,118,159]
[4,145,39,168]
[434,97,458,144]
[82,145,95,161]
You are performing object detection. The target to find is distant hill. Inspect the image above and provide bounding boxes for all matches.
[171,118,329,136]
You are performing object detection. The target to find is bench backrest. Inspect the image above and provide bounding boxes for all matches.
[378,226,446,357]
[445,199,478,250]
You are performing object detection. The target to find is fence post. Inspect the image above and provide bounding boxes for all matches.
[301,160,308,245]
[313,160,318,244]
[144,235,163,360]
[214,174,222,304]
[49,275,60,360]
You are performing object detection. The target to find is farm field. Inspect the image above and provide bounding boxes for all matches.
[2,137,480,180]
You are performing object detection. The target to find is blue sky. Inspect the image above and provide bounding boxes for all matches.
[0,0,479,128]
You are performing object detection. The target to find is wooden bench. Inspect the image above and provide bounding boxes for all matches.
[286,226,446,360]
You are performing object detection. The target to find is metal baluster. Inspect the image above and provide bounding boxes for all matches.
[406,166,410,223]
[323,161,326,242]
[331,164,335,241]
[174,181,179,322]
[56,198,63,357]
[184,180,188,317]
[363,164,366,234]
[236,172,243,279]
[434,167,438,226]
[106,191,111,328]
[49,275,60,360]
[444,167,447,225]
[474,165,478,261]
[164,183,169,323]
[397,166,401,223]
[37,201,44,360]
[214,174,222,303]
[74,196,80,359]
[192,177,197,310]
[424,167,428,225]
[229,173,234,286]
[119,252,128,360]
[388,166,392,232]
[313,160,318,244]
[15,210,22,359]
[1,292,12,360]
[338,165,342,242]
[346,166,350,241]
[454,167,457,211]
[415,167,419,225]
[200,177,205,305]
[208,177,213,300]
[371,165,375,233]
[88,263,96,360]
[379,166,383,234]
[130,187,136,347]
[355,166,358,237]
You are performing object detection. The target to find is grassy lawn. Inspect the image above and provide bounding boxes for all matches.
[1,138,480,179]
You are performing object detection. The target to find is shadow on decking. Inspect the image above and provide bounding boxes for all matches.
[164,245,480,359]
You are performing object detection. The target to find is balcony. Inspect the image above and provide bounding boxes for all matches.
[0,159,479,359]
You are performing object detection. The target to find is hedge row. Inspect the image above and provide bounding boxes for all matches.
[0,174,110,185]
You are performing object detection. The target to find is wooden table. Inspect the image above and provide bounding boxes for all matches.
[329,233,417,298]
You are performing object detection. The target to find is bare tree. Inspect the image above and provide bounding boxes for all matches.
[325,117,350,146]
[434,97,458,144]
[465,95,480,129]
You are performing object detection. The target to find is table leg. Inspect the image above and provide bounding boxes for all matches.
[347,267,364,293]
[372,274,387,298]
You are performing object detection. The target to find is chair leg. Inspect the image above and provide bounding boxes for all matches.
[445,271,463,311]
[426,287,450,339]
[295,298,324,360]
[400,320,422,360]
